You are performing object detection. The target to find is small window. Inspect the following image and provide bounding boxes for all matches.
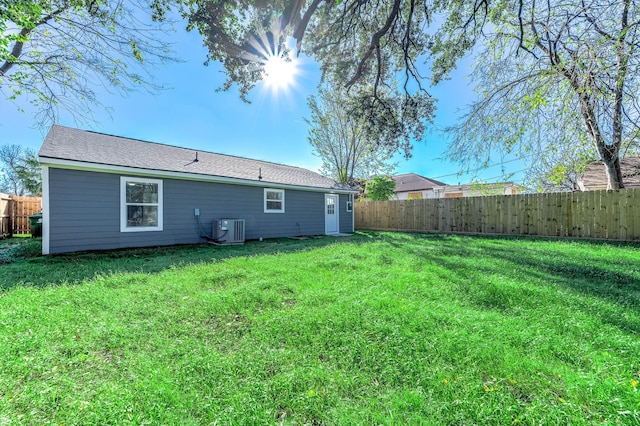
[327,196,335,215]
[121,177,163,232]
[444,192,463,198]
[346,194,353,212]
[264,188,285,213]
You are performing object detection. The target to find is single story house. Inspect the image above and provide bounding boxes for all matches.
[39,125,357,254]
[431,182,524,198]
[578,157,640,190]
[392,173,523,199]
[392,173,447,200]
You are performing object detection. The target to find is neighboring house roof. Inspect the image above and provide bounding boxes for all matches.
[580,157,640,190]
[435,182,525,191]
[39,125,353,192]
[392,173,447,193]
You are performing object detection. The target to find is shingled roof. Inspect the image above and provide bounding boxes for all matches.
[39,125,352,191]
[392,173,447,193]
[580,157,640,190]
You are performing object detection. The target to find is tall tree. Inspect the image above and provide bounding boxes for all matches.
[182,0,435,158]
[0,144,38,195]
[305,82,397,185]
[15,150,42,195]
[1,0,177,127]
[436,0,640,190]
[181,0,640,190]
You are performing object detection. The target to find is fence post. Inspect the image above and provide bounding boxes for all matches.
[5,195,42,235]
[7,197,14,238]
[0,193,11,238]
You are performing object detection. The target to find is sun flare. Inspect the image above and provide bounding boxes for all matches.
[263,53,298,91]
[243,24,300,95]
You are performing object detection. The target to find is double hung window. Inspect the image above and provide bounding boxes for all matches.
[264,188,285,213]
[121,177,163,232]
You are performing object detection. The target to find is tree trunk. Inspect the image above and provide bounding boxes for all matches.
[603,156,624,190]
[576,97,624,190]
[580,102,624,190]
[598,139,624,190]
[557,60,625,190]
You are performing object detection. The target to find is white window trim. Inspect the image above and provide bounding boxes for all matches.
[346,194,353,212]
[120,176,163,232]
[264,188,285,213]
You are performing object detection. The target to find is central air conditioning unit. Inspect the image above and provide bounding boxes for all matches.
[212,219,245,244]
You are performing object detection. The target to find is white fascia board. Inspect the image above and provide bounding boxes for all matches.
[39,157,359,195]
[41,165,50,255]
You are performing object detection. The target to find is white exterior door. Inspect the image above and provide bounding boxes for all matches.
[325,194,339,234]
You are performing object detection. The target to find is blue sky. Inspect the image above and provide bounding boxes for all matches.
[1,18,525,186]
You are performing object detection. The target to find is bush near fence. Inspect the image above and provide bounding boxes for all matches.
[354,189,640,241]
[0,193,42,237]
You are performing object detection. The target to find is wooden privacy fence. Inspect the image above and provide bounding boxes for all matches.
[0,193,42,237]
[355,189,640,241]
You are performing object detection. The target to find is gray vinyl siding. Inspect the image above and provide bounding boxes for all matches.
[339,194,353,233]
[48,168,353,254]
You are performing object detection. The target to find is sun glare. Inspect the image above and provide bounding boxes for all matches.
[263,53,298,91]
[244,24,300,96]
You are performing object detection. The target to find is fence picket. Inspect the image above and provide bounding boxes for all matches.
[354,189,640,241]
[0,194,42,237]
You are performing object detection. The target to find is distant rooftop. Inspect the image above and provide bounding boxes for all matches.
[392,173,447,192]
[581,157,640,190]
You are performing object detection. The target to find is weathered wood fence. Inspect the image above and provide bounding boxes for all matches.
[0,193,42,237]
[355,189,640,241]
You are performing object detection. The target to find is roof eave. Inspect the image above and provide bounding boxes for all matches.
[39,156,358,194]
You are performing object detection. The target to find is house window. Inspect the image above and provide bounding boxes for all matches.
[264,188,285,213]
[120,177,163,232]
[346,194,353,212]
[444,192,463,198]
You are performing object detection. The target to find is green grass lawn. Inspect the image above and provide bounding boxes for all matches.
[1,232,639,424]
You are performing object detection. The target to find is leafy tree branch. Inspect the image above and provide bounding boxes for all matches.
[442,0,640,190]
[1,0,179,127]
[183,0,435,158]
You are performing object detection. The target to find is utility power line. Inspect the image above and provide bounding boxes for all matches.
[429,154,535,181]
